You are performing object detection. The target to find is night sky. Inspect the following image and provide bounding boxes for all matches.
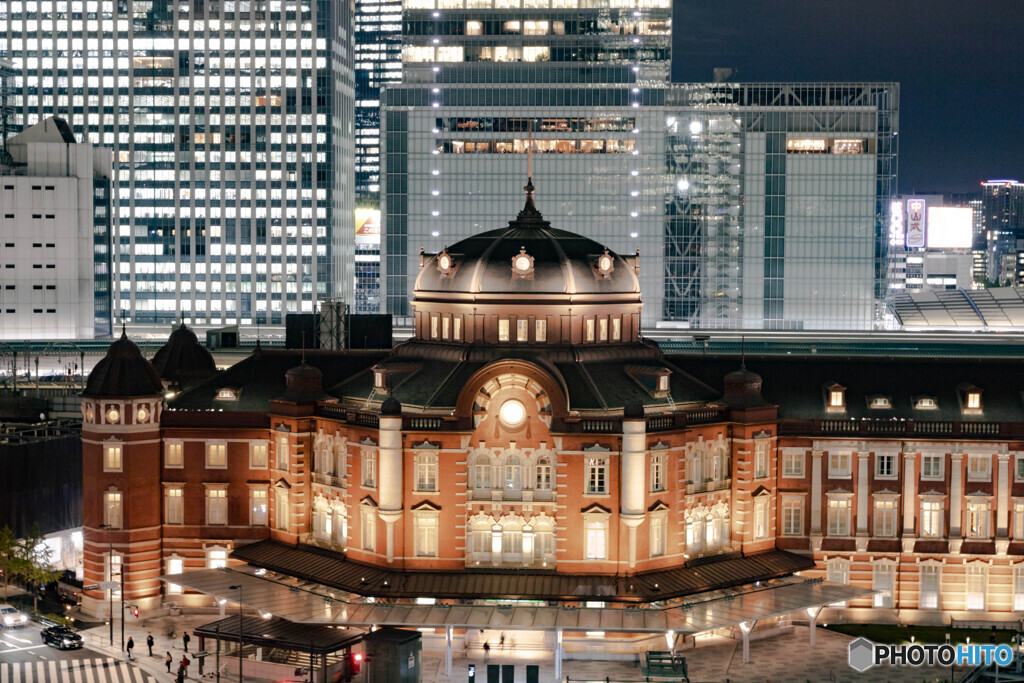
[672,1,1024,194]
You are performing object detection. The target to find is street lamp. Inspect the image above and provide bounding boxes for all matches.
[97,523,118,648]
[229,584,243,682]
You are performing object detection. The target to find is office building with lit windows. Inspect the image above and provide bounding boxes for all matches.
[0,0,354,333]
[981,180,1024,285]
[355,0,403,201]
[382,80,898,330]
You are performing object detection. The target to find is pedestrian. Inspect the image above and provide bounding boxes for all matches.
[483,641,490,662]
[126,636,134,660]
[499,632,505,650]
[165,651,173,672]
[180,654,191,677]
[176,664,185,683]
[183,632,191,652]
[147,632,154,656]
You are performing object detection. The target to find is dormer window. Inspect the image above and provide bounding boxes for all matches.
[824,382,846,412]
[374,371,385,389]
[967,392,981,410]
[915,397,938,410]
[658,374,670,391]
[869,396,891,409]
[216,388,238,401]
[960,384,983,413]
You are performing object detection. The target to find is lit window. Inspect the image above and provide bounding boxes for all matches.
[516,319,528,342]
[649,453,665,492]
[498,319,510,341]
[453,317,462,341]
[782,451,804,477]
[206,548,228,570]
[1014,566,1024,611]
[915,397,937,410]
[166,558,183,595]
[206,443,227,468]
[535,319,546,342]
[873,563,895,608]
[104,443,123,472]
[473,454,492,490]
[658,374,669,391]
[415,453,438,492]
[650,513,666,557]
[874,499,896,537]
[374,371,385,389]
[414,513,439,557]
[585,318,595,342]
[584,517,608,560]
[598,318,608,341]
[782,498,803,536]
[967,392,981,410]
[207,489,228,525]
[611,317,621,341]
[869,396,892,409]
[250,442,268,469]
[966,501,990,538]
[498,400,526,428]
[921,500,943,537]
[165,442,184,468]
[361,504,376,551]
[922,454,943,479]
[586,457,607,494]
[275,488,289,531]
[753,440,769,479]
[535,456,552,491]
[442,316,450,339]
[828,451,851,477]
[104,490,123,529]
[361,448,377,488]
[753,497,769,540]
[966,564,987,610]
[430,314,439,339]
[827,498,850,536]
[968,455,991,481]
[920,565,940,609]
[250,489,268,526]
[165,487,184,525]
[277,435,289,471]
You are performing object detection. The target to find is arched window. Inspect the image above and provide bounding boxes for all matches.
[473,453,492,490]
[532,517,555,564]
[467,515,495,563]
[535,456,552,491]
[501,517,524,560]
[332,504,347,547]
[690,448,705,484]
[504,454,523,492]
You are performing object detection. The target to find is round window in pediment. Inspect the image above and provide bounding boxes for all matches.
[498,399,527,428]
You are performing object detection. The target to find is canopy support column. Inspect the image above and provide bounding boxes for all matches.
[445,626,453,676]
[554,629,563,680]
[807,606,824,647]
[738,619,757,664]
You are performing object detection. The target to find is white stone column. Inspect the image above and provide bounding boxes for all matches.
[620,415,646,569]
[810,451,823,550]
[378,413,404,563]
[902,451,916,553]
[997,453,1011,555]
[856,452,870,551]
[949,453,963,553]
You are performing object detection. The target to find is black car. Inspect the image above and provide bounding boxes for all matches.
[40,625,83,650]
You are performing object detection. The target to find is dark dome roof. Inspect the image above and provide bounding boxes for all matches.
[720,366,771,409]
[83,331,164,398]
[151,323,217,388]
[415,182,640,299]
[380,395,402,415]
[275,361,333,404]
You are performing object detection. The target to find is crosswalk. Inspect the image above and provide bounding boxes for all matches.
[0,657,159,683]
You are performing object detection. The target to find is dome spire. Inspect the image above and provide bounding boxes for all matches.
[524,120,536,211]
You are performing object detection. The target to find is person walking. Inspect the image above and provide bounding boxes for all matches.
[182,632,191,652]
[146,632,154,656]
[499,632,505,650]
[126,636,134,660]
[165,651,173,672]
[483,641,490,662]
[176,664,185,683]
[180,654,191,678]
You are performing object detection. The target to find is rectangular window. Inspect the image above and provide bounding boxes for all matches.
[829,390,844,408]
[1015,502,1024,539]
[453,317,462,341]
[207,549,228,569]
[968,455,991,481]
[250,489,268,526]
[921,500,943,537]
[165,442,183,468]
[920,565,940,609]
[874,499,896,537]
[966,501,990,538]
[753,497,769,540]
[276,435,290,472]
[516,319,528,342]
[585,318,595,342]
[1015,566,1024,611]
[166,558,183,595]
[611,317,621,341]
[650,514,666,557]
[966,565,986,610]
[415,455,438,492]
[498,318,510,341]
[207,489,228,525]
[782,451,804,478]
[430,314,439,339]
[782,498,803,536]
[1017,457,1024,481]
[414,515,438,557]
[875,453,895,478]
[828,451,851,477]
[251,442,268,469]
[598,317,608,341]
[585,518,607,559]
[754,440,769,479]
[104,491,123,529]
[165,487,184,525]
[922,454,943,479]
[827,498,850,536]
[206,443,227,468]
[585,457,607,494]
[362,449,377,487]
[535,319,546,342]
[361,507,376,551]
[873,564,895,608]
[275,488,289,531]
[649,453,665,492]
[442,316,450,340]
[104,444,122,472]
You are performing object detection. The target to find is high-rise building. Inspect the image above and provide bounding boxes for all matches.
[0,0,354,334]
[0,117,113,340]
[981,180,1024,285]
[355,0,403,200]
[382,80,898,330]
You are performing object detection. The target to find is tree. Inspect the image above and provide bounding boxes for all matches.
[15,524,59,612]
[0,525,16,600]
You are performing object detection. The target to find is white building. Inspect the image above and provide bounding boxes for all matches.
[0,117,113,340]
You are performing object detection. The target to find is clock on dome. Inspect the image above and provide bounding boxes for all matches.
[511,247,534,279]
[436,249,456,278]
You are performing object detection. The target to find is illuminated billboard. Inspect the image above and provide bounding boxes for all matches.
[888,200,904,247]
[355,208,381,246]
[906,198,926,248]
[926,207,973,249]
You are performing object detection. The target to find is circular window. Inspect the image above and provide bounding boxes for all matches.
[598,254,613,272]
[438,253,452,270]
[137,407,148,422]
[514,255,531,272]
[106,408,120,423]
[498,399,527,428]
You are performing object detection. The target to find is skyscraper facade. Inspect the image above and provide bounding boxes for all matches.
[355,0,403,200]
[382,79,898,330]
[0,0,354,333]
[981,180,1024,285]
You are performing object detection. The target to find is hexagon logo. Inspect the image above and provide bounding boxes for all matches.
[848,637,875,672]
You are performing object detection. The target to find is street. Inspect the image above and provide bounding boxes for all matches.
[0,626,159,682]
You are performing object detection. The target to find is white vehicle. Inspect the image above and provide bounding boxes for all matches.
[0,604,28,628]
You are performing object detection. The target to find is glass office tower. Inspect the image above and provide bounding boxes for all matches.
[0,0,354,332]
[383,80,899,330]
[355,0,403,200]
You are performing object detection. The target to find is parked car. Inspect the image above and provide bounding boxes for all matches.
[40,624,83,650]
[0,604,28,628]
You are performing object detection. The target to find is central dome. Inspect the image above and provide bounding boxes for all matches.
[414,181,640,301]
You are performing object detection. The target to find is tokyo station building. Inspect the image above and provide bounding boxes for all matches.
[80,184,1024,658]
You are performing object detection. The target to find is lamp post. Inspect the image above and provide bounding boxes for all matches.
[98,523,114,647]
[229,584,243,682]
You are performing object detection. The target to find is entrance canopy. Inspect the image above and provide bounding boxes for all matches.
[194,615,362,655]
[161,566,874,636]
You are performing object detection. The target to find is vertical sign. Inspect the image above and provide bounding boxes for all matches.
[888,200,904,247]
[906,198,926,248]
